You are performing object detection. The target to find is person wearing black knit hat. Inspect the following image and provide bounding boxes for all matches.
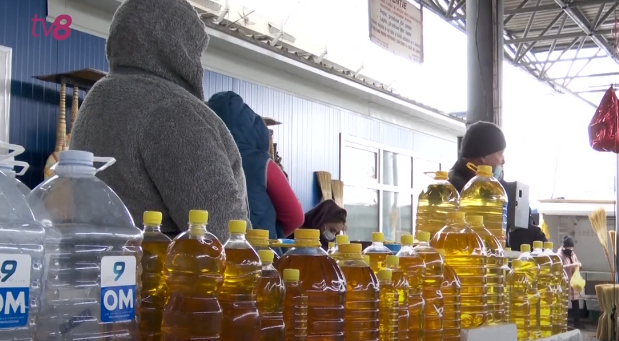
[558,236,582,329]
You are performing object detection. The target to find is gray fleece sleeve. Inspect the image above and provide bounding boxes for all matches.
[139,100,249,241]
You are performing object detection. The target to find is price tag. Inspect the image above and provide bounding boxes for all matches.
[0,254,31,329]
[100,256,136,323]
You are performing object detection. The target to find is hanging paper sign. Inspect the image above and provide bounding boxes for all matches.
[368,0,423,63]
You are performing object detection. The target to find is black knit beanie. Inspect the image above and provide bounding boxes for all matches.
[563,236,574,248]
[460,121,507,159]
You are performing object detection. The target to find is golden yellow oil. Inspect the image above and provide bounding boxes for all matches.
[282,269,308,341]
[430,214,487,329]
[377,269,399,341]
[414,231,444,341]
[507,260,531,341]
[561,269,569,333]
[518,245,541,340]
[256,253,285,341]
[395,236,425,341]
[247,229,280,262]
[459,166,508,242]
[385,256,409,341]
[502,244,511,323]
[415,171,459,240]
[531,242,553,338]
[544,242,564,335]
[437,250,461,341]
[467,216,504,324]
[337,244,379,340]
[140,236,171,341]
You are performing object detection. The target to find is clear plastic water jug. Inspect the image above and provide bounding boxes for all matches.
[27,150,142,341]
[0,156,31,197]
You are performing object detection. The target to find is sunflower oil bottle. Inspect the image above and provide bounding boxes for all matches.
[414,231,443,340]
[430,212,487,328]
[378,269,399,341]
[518,244,541,339]
[415,170,460,240]
[283,269,308,341]
[460,164,508,242]
[395,235,425,341]
[502,242,512,323]
[337,243,380,340]
[385,255,410,341]
[247,228,280,262]
[327,242,336,254]
[363,232,393,273]
[560,269,569,332]
[140,211,172,341]
[256,250,285,341]
[161,210,225,340]
[275,229,347,341]
[220,220,262,341]
[530,241,553,338]
[436,249,461,341]
[543,242,564,335]
[507,259,531,341]
[467,215,505,324]
[330,235,350,260]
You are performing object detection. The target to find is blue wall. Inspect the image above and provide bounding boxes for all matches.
[0,0,456,210]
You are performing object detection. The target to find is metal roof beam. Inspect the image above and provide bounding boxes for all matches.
[549,71,619,81]
[518,55,607,65]
[506,29,613,44]
[505,0,617,15]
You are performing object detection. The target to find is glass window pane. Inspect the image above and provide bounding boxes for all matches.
[382,151,412,188]
[413,158,441,192]
[381,191,412,242]
[343,146,377,181]
[344,186,379,242]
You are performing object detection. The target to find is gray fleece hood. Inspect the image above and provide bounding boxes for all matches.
[106,0,209,100]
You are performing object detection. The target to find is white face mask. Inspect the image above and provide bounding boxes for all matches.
[323,228,336,241]
[493,165,503,179]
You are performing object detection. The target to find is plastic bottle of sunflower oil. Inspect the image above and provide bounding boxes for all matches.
[330,235,349,260]
[257,250,285,341]
[363,232,393,273]
[140,211,172,341]
[561,269,569,333]
[531,241,554,338]
[378,269,399,341]
[466,215,505,324]
[27,150,142,340]
[275,229,346,341]
[385,255,409,341]
[436,249,461,341]
[543,242,564,335]
[247,229,280,262]
[415,170,460,240]
[518,244,541,340]
[395,234,425,341]
[507,259,531,341]
[160,210,225,340]
[460,164,508,242]
[430,212,487,328]
[337,243,379,340]
[502,241,512,323]
[283,269,308,341]
[414,231,443,341]
[220,220,262,341]
[327,242,336,254]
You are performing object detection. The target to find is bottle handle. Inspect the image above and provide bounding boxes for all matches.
[0,141,25,160]
[11,161,29,176]
[93,157,116,172]
[466,162,478,172]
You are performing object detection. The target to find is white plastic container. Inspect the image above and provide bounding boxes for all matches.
[0,156,31,196]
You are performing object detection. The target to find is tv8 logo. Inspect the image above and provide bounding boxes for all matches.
[0,254,32,328]
[100,256,137,323]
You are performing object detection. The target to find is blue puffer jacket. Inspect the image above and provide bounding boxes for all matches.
[207,91,283,243]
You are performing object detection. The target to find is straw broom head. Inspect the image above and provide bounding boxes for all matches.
[314,171,332,201]
[331,180,344,207]
[589,208,614,278]
[609,230,617,259]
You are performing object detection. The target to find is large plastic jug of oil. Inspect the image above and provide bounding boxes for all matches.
[415,170,459,240]
[337,243,379,340]
[386,255,410,341]
[140,211,172,341]
[467,215,505,324]
[257,250,285,341]
[436,249,461,341]
[507,259,531,341]
[247,228,280,262]
[329,235,349,260]
[220,220,262,341]
[414,231,444,341]
[283,269,308,341]
[363,232,393,273]
[518,244,541,339]
[531,241,554,338]
[378,269,399,341]
[161,210,225,340]
[275,229,346,341]
[395,234,425,341]
[460,164,508,242]
[543,242,564,335]
[430,212,487,328]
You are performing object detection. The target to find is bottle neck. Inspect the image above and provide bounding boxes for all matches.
[229,232,247,241]
[285,280,300,286]
[261,262,273,269]
[143,224,162,233]
[340,253,363,260]
[469,222,483,229]
[188,223,207,237]
[418,241,429,246]
[248,237,269,247]
[295,238,320,247]
[372,241,384,247]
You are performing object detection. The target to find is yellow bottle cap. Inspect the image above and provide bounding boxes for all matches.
[435,171,448,180]
[372,232,384,242]
[257,250,274,263]
[363,255,370,264]
[143,211,162,225]
[417,231,430,242]
[533,241,543,249]
[339,243,362,254]
[520,244,531,253]
[283,268,300,281]
[377,269,392,281]
[447,211,465,220]
[247,229,269,239]
[467,215,483,224]
[512,259,522,268]
[401,234,414,245]
[477,165,493,176]
[436,249,446,256]
[544,242,553,250]
[188,210,209,224]
[505,247,511,252]
[228,220,247,234]
[328,242,335,249]
[295,229,320,240]
[386,255,399,266]
[336,235,349,245]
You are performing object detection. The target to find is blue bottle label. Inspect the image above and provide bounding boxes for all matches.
[0,254,31,329]
[502,202,508,232]
[100,256,136,323]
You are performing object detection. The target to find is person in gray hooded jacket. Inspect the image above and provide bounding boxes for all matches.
[70,0,250,240]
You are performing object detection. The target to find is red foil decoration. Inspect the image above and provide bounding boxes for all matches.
[589,87,619,153]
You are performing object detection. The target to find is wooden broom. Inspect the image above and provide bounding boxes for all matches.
[589,208,614,281]
[331,180,344,207]
[315,171,332,202]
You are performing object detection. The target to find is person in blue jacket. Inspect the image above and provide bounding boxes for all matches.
[207,91,304,249]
